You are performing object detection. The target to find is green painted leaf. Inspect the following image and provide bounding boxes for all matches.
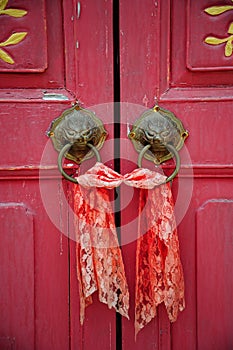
[225,40,233,56]
[0,48,14,64]
[1,8,27,17]
[204,36,224,45]
[0,0,8,11]
[204,6,233,15]
[0,32,27,47]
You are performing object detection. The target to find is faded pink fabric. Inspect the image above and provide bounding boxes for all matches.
[73,162,185,334]
[73,163,129,323]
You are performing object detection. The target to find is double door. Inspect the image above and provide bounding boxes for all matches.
[0,1,232,349]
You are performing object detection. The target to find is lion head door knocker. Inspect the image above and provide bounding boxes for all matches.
[47,104,107,183]
[128,105,189,182]
[47,106,130,325]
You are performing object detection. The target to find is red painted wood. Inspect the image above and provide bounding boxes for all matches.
[0,180,70,350]
[119,0,233,349]
[161,0,233,91]
[0,1,114,349]
[119,1,170,348]
[0,204,34,350]
[71,0,114,105]
[0,0,64,88]
[196,200,233,350]
[1,1,233,349]
[65,1,116,349]
[0,0,47,72]
[119,0,160,107]
[173,0,233,80]
[187,0,233,71]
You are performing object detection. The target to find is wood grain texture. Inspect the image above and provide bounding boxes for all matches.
[1,0,233,349]
[0,203,34,350]
[0,181,70,350]
[119,1,233,349]
[196,200,233,350]
[66,1,116,349]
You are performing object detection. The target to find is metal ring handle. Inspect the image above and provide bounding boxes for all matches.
[57,143,101,183]
[137,143,180,183]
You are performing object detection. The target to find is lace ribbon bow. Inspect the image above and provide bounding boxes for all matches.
[73,163,129,324]
[73,162,185,334]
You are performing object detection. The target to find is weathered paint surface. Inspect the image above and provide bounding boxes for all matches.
[0,1,114,349]
[0,1,233,349]
[120,0,233,349]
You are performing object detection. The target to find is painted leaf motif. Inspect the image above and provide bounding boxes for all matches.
[228,23,233,35]
[0,8,27,17]
[0,48,14,64]
[0,0,8,11]
[204,6,233,15]
[0,32,27,47]
[204,36,224,45]
[225,40,233,56]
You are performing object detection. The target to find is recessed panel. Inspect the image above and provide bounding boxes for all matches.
[187,0,233,71]
[169,0,233,89]
[0,0,47,72]
[196,200,233,349]
[0,203,34,350]
[0,0,64,89]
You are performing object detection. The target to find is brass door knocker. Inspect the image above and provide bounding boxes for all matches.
[47,104,188,184]
[47,104,107,183]
[129,105,188,182]
[46,103,187,332]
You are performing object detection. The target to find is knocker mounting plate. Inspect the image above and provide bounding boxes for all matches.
[129,105,188,164]
[47,104,107,164]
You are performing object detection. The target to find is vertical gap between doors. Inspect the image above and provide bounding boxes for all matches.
[113,0,122,350]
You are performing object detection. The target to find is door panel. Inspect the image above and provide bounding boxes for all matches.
[0,0,64,88]
[0,204,34,350]
[197,200,233,350]
[0,0,114,349]
[67,2,116,349]
[120,0,233,349]
[1,0,233,349]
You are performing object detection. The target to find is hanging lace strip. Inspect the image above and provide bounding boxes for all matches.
[73,162,184,334]
[125,168,185,336]
[73,162,129,324]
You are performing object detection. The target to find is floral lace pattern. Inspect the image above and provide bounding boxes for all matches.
[74,164,129,323]
[133,179,185,336]
[73,162,185,334]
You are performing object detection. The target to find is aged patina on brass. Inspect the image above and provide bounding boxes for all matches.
[129,105,188,165]
[48,104,107,164]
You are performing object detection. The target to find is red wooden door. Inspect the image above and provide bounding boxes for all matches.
[0,0,114,349]
[119,1,233,349]
[1,1,233,350]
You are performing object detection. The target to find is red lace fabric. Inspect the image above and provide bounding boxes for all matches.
[73,162,185,334]
[73,163,129,324]
[127,168,185,336]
